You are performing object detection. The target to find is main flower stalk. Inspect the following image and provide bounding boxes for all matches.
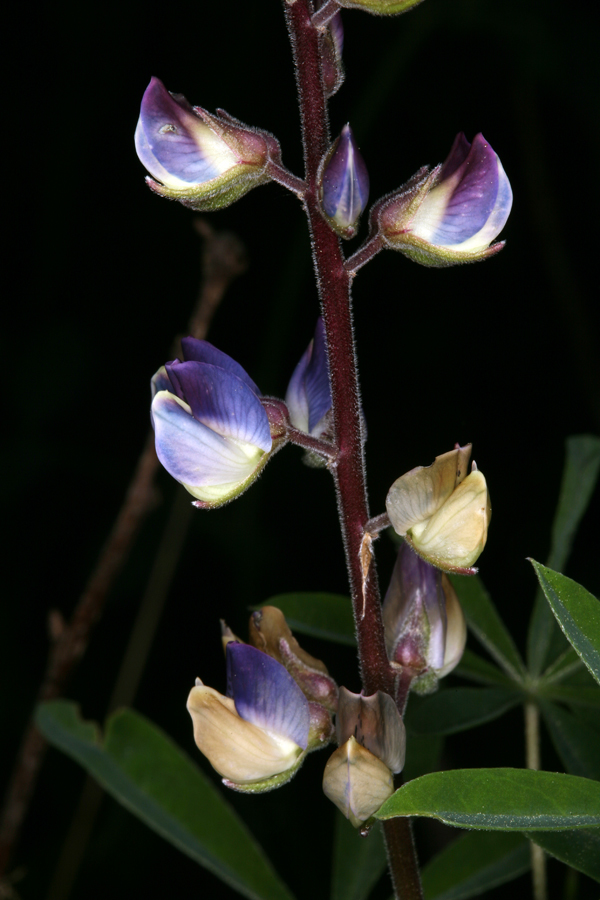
[283,2,421,896]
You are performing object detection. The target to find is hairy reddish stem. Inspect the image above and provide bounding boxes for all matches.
[284,3,422,897]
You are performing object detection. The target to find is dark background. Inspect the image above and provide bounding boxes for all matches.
[4,0,599,897]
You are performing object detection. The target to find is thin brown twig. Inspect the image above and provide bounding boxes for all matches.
[0,219,247,880]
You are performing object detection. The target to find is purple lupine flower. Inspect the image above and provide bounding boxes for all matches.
[320,125,370,237]
[135,77,277,210]
[187,643,311,790]
[382,541,467,692]
[377,133,512,266]
[285,318,332,437]
[151,338,275,506]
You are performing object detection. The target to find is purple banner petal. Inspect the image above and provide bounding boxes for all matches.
[305,318,332,433]
[136,77,232,185]
[180,338,261,396]
[430,134,499,246]
[165,362,272,452]
[227,643,310,750]
[439,132,471,182]
[285,344,311,433]
[152,391,263,486]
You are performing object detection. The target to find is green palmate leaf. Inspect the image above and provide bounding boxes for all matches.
[36,701,295,900]
[258,593,355,645]
[540,700,600,780]
[530,562,600,686]
[375,768,600,830]
[526,829,600,882]
[527,435,600,676]
[449,575,526,682]
[421,831,529,900]
[405,688,521,736]
[541,646,583,683]
[330,814,387,900]
[454,649,514,687]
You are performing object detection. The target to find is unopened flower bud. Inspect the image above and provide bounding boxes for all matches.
[321,12,345,98]
[386,444,491,573]
[376,133,512,266]
[322,737,394,827]
[151,338,286,507]
[320,125,369,238]
[135,77,279,211]
[187,643,310,792]
[286,319,331,433]
[383,542,467,692]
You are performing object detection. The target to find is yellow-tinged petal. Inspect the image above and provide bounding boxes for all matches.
[410,469,491,570]
[187,684,303,783]
[322,736,394,827]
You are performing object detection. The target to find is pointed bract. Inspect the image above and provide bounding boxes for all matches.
[320,126,369,238]
[135,77,279,211]
[377,133,512,266]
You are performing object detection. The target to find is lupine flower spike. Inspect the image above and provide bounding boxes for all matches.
[135,77,280,211]
[376,133,512,266]
[385,444,491,573]
[151,338,286,507]
[383,541,467,693]
[320,125,369,238]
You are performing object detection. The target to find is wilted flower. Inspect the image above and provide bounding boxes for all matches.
[151,338,284,507]
[376,133,512,266]
[285,318,332,445]
[249,606,339,712]
[383,541,467,692]
[322,688,405,826]
[187,642,310,792]
[135,77,279,211]
[385,444,490,572]
[320,125,369,238]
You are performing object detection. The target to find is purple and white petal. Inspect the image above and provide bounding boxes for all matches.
[180,338,261,396]
[304,318,332,433]
[165,362,272,452]
[322,125,369,229]
[226,643,310,750]
[411,134,512,250]
[152,391,264,487]
[438,132,471,182]
[285,344,311,432]
[135,77,238,188]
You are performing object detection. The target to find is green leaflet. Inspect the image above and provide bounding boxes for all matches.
[530,562,600,687]
[375,768,600,830]
[36,701,295,900]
